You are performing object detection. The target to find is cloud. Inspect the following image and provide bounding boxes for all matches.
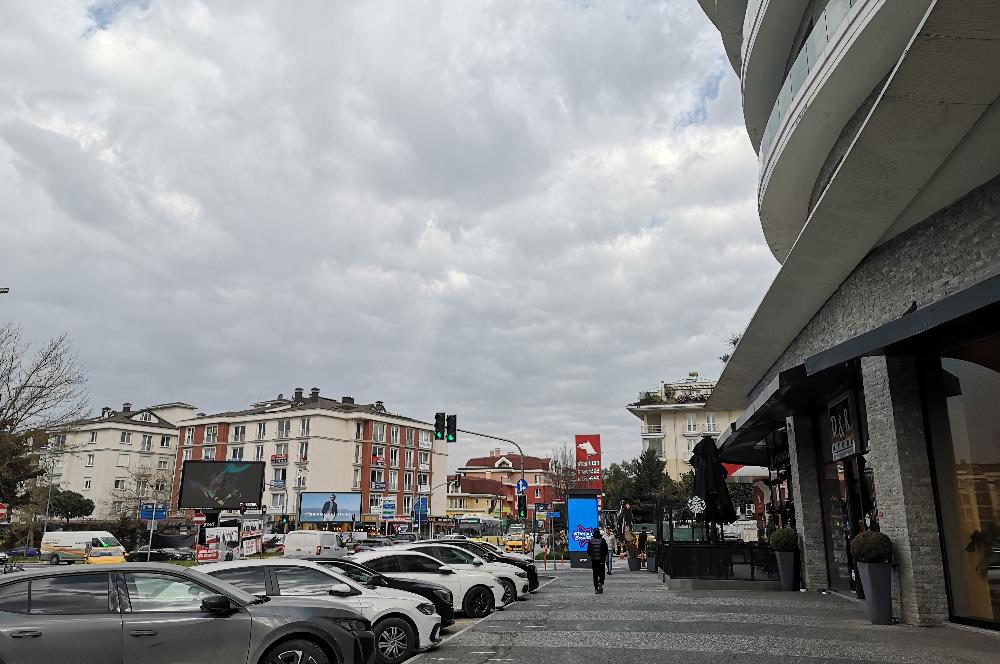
[0,0,775,468]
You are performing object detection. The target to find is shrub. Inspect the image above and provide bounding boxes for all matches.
[644,539,657,556]
[850,531,893,564]
[769,527,798,552]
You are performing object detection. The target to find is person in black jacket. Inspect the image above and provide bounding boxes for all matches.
[586,529,608,594]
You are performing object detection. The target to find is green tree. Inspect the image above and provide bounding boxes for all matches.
[631,447,667,498]
[727,481,755,513]
[49,489,95,525]
[602,462,632,509]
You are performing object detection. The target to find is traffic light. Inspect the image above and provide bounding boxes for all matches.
[517,494,527,520]
[434,412,446,441]
[446,414,457,442]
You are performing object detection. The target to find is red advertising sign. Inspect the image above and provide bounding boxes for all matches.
[195,546,219,562]
[574,434,603,490]
[0,503,8,520]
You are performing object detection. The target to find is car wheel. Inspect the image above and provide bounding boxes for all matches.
[498,578,516,605]
[48,554,60,565]
[261,638,330,664]
[463,586,494,619]
[373,617,415,664]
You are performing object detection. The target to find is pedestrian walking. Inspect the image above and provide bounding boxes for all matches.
[587,528,608,594]
[605,530,616,575]
[638,526,648,552]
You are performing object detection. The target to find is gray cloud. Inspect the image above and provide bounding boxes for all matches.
[0,0,776,467]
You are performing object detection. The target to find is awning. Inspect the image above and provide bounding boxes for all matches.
[716,365,804,466]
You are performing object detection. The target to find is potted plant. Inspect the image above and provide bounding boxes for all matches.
[851,531,893,625]
[769,527,798,591]
[645,540,658,572]
[626,533,642,571]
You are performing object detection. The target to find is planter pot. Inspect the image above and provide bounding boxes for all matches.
[775,550,797,591]
[857,562,892,625]
[627,557,642,572]
[646,557,657,572]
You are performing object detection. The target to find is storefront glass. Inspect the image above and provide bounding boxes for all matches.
[923,334,1000,628]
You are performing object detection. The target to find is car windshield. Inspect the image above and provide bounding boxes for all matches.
[98,537,121,547]
[187,568,258,605]
[322,561,381,586]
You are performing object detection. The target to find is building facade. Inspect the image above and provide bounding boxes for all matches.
[700,0,1000,629]
[445,475,506,519]
[454,450,556,521]
[627,373,742,479]
[45,402,194,519]
[172,388,447,529]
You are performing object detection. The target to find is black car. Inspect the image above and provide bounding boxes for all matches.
[306,557,456,628]
[125,546,195,562]
[0,563,376,664]
[438,539,540,591]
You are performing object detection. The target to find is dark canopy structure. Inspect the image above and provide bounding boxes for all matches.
[690,435,738,539]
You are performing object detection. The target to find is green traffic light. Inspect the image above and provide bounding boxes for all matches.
[447,434,455,442]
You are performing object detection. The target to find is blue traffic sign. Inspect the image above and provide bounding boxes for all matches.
[140,503,168,521]
[548,511,560,518]
[515,478,528,494]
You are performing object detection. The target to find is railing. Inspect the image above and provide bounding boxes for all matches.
[641,425,663,435]
[760,0,860,166]
[658,542,778,581]
[296,454,308,464]
[271,454,288,464]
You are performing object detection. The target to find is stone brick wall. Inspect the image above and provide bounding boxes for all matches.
[786,415,828,590]
[749,172,1000,406]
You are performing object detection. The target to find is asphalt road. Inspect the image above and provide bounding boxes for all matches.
[414,568,998,664]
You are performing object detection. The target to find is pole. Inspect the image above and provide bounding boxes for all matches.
[146,506,156,562]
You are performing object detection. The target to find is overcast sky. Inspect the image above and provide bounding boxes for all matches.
[1,0,777,469]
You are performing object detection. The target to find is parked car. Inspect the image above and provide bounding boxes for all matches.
[125,546,195,562]
[353,538,394,553]
[389,542,529,604]
[41,531,126,565]
[391,533,417,543]
[306,557,455,627]
[201,558,441,664]
[4,547,39,559]
[283,530,350,559]
[351,549,505,619]
[434,538,540,591]
[0,562,375,664]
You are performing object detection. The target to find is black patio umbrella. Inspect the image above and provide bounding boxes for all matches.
[690,435,738,539]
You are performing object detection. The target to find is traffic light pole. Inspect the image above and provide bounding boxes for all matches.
[456,429,525,483]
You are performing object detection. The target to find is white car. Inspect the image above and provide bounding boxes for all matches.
[389,542,530,604]
[473,540,534,563]
[352,549,505,619]
[200,558,441,664]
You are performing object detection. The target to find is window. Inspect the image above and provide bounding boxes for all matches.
[116,453,130,467]
[31,574,110,614]
[120,431,132,445]
[154,479,166,492]
[372,445,385,462]
[403,495,413,512]
[277,419,290,439]
[112,501,124,514]
[205,425,218,444]
[295,474,306,488]
[271,493,286,511]
[202,446,216,460]
[389,447,398,467]
[398,554,441,573]
[353,468,361,488]
[274,567,339,596]
[406,428,415,446]
[418,473,429,490]
[256,421,266,440]
[419,451,430,467]
[184,427,193,445]
[705,412,718,432]
[83,477,92,491]
[137,480,150,497]
[114,478,127,490]
[139,412,153,422]
[419,430,431,447]
[0,580,29,613]
[300,417,310,437]
[183,448,193,461]
[124,573,215,612]
[355,421,364,441]
[404,472,413,491]
[232,425,246,442]
[157,459,168,470]
[275,442,288,456]
[389,469,398,490]
[404,450,414,469]
[534,488,541,499]
[298,441,308,459]
[368,493,383,513]
[273,468,287,482]
[416,545,470,566]
[231,446,244,460]
[255,445,265,461]
[140,435,153,452]
[354,445,362,464]
[207,567,266,595]
[685,414,697,432]
[373,423,386,443]
[86,453,95,467]
[390,426,400,444]
[160,435,170,448]
[365,555,400,573]
[89,431,98,444]
[534,474,542,484]
[139,456,151,468]
[370,468,384,484]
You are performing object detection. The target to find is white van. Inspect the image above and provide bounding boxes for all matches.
[41,530,127,565]
[282,529,348,559]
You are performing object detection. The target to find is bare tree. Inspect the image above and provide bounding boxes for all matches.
[546,442,577,505]
[104,466,175,519]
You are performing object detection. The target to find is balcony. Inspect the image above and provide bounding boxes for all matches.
[296,454,308,464]
[418,462,430,472]
[640,425,663,437]
[418,485,431,494]
[271,454,288,464]
[683,424,722,437]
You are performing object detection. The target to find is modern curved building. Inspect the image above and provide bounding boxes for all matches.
[700,0,1000,629]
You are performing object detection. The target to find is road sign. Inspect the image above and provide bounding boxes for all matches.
[548,511,560,518]
[193,513,207,525]
[534,502,549,512]
[0,503,7,520]
[515,478,528,494]
[382,501,397,519]
[140,503,168,521]
[536,511,547,519]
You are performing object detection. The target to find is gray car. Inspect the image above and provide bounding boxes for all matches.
[0,563,376,664]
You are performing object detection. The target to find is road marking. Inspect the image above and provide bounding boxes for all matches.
[471,652,496,655]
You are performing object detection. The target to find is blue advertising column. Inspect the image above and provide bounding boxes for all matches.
[566,489,600,568]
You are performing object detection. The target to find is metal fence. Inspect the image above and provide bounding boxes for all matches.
[657,541,778,581]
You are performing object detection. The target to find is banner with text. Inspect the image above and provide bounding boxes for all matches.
[574,434,603,490]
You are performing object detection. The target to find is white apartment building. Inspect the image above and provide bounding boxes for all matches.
[626,373,741,479]
[172,387,447,526]
[44,402,195,518]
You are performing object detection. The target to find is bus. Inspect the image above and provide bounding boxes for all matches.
[454,515,503,545]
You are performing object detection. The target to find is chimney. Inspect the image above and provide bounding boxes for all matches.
[293,387,304,402]
[492,447,501,457]
[688,371,699,381]
[342,396,355,405]
[101,406,111,419]
[310,387,320,402]
[122,402,132,412]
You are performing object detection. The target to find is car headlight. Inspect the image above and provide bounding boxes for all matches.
[416,603,436,615]
[515,571,527,578]
[433,588,453,604]
[334,618,371,632]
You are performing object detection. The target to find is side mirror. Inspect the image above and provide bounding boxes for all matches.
[330,583,359,596]
[437,566,455,575]
[371,575,389,587]
[201,595,233,613]
[472,559,484,566]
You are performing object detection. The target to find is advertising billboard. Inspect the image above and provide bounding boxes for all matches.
[298,492,362,524]
[178,461,265,510]
[566,494,599,554]
[575,434,603,490]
